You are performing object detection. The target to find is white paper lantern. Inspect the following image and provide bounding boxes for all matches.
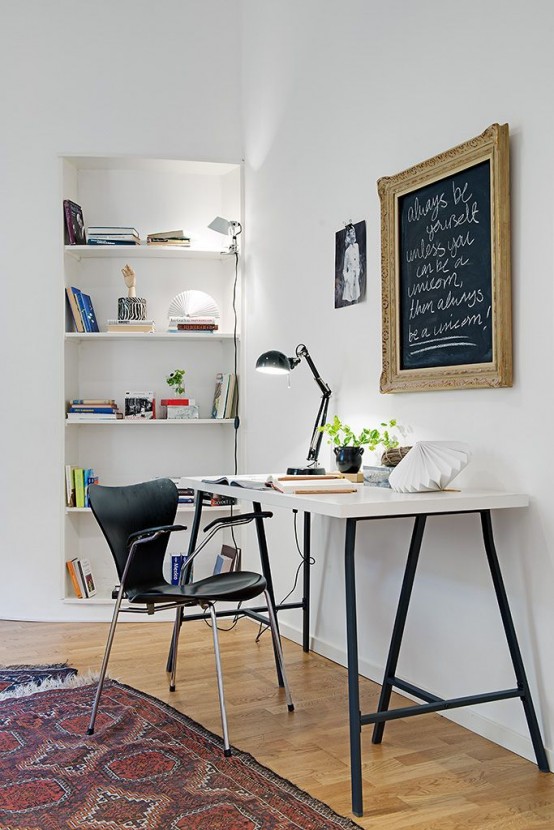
[388,441,471,493]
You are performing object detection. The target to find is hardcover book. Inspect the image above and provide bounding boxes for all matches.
[107,322,155,333]
[66,287,85,332]
[63,199,86,245]
[74,468,85,507]
[80,294,100,332]
[87,226,139,235]
[87,238,140,246]
[212,373,236,419]
[72,289,90,332]
[78,558,97,597]
[213,544,241,575]
[66,559,84,598]
[65,464,76,507]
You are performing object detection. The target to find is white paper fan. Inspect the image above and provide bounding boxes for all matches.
[388,441,471,493]
[168,290,220,319]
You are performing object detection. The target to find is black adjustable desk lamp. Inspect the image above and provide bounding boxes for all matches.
[256,344,332,475]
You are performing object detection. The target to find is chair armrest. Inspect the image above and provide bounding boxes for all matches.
[127,523,187,546]
[203,511,273,533]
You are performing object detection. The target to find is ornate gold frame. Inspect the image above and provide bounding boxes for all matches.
[378,123,512,393]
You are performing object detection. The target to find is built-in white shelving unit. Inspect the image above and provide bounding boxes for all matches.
[62,155,242,608]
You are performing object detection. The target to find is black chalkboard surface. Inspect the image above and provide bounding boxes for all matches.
[378,123,512,393]
[398,160,492,370]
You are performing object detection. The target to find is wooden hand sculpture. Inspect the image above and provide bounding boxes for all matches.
[121,264,136,298]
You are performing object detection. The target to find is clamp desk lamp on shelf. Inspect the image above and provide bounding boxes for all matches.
[256,344,332,475]
[208,216,242,254]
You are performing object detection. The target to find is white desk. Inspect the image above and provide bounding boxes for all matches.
[179,476,548,817]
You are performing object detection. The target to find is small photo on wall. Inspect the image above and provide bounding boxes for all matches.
[335,220,366,308]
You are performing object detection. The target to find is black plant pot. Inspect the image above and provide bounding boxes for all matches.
[334,446,364,473]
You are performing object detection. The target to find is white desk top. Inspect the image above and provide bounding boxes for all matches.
[179,475,529,520]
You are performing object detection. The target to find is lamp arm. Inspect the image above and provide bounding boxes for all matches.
[296,344,331,397]
[306,390,331,464]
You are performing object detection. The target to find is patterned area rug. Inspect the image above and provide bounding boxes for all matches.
[0,669,361,829]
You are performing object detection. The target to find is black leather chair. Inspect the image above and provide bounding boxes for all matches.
[86,478,293,753]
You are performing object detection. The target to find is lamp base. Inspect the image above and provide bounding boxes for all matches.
[286,464,327,476]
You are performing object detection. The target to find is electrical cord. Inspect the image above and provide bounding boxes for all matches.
[255,509,315,642]
[206,249,240,631]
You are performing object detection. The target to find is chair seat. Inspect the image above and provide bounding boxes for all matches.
[127,570,267,605]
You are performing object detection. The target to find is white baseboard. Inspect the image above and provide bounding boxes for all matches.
[278,620,553,771]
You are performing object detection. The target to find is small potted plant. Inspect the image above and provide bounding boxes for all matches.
[166,369,186,397]
[161,369,187,419]
[318,416,403,473]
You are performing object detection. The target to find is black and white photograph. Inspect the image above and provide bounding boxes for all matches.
[334,220,366,309]
[124,390,155,419]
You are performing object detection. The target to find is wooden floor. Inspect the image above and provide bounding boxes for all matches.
[1,617,552,829]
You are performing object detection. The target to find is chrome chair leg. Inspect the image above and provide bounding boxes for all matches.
[168,606,182,692]
[264,589,294,712]
[87,590,124,735]
[209,603,231,756]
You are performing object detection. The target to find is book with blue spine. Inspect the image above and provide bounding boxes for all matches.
[71,289,90,332]
[69,407,117,414]
[80,294,99,332]
[66,287,85,332]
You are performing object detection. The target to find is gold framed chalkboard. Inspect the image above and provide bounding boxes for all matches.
[378,123,512,393]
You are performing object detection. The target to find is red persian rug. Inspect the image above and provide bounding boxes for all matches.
[0,671,361,829]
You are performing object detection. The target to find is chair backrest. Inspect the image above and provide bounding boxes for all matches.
[88,478,178,589]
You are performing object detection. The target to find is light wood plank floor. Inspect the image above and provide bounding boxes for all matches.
[1,618,552,829]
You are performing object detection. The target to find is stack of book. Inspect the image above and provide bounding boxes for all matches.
[65,464,99,507]
[160,398,198,419]
[66,400,123,421]
[66,557,97,598]
[168,316,218,332]
[174,477,237,508]
[146,229,190,247]
[205,492,237,507]
[211,372,238,419]
[87,226,141,246]
[177,485,195,504]
[66,287,99,333]
[107,319,155,333]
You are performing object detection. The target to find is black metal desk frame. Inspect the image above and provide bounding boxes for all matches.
[173,492,312,677]
[179,486,548,818]
[344,508,549,816]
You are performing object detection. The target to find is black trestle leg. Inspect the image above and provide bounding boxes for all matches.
[372,514,427,745]
[302,512,311,653]
[344,518,363,817]
[480,510,549,772]
[253,500,284,687]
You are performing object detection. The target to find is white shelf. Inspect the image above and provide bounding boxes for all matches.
[65,245,231,261]
[65,418,234,426]
[67,504,239,514]
[65,332,238,342]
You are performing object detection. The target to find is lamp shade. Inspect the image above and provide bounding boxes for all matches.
[208,216,231,235]
[256,350,292,374]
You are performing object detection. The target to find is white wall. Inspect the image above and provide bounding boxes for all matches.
[240,0,554,764]
[0,0,242,616]
[1,0,553,770]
